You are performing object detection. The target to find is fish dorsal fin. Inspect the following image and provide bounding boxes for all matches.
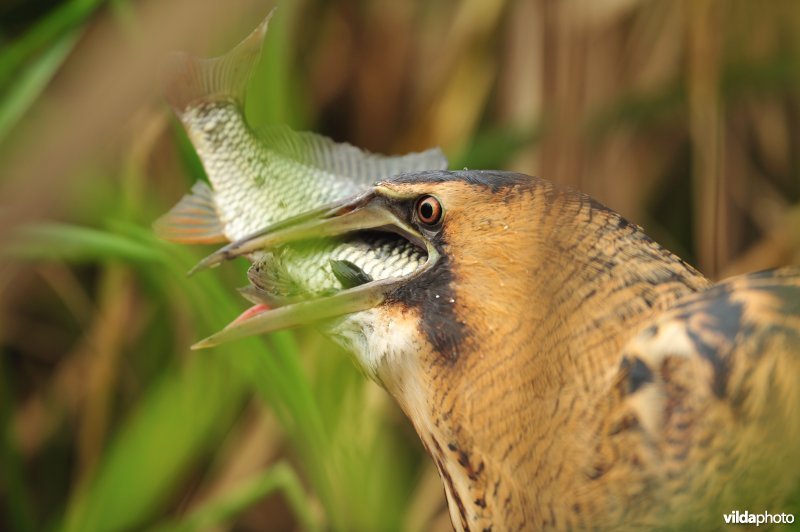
[153,181,227,244]
[163,10,274,113]
[256,124,449,186]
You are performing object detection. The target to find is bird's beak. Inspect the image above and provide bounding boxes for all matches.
[188,190,426,273]
[190,189,438,349]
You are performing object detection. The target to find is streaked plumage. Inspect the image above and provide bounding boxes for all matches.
[157,14,800,532]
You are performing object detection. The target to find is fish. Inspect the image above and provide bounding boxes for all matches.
[155,11,446,301]
[246,233,428,304]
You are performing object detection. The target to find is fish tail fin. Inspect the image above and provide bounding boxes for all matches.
[163,9,274,113]
[154,181,228,244]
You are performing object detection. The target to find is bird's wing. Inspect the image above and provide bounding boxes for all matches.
[598,267,800,524]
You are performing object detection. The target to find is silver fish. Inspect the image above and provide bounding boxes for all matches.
[247,234,428,304]
[155,11,446,298]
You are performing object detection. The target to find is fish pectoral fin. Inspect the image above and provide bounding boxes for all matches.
[154,181,228,244]
[330,259,373,289]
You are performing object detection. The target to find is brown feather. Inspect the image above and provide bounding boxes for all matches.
[365,173,798,530]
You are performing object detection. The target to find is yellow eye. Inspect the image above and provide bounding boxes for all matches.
[416,195,443,226]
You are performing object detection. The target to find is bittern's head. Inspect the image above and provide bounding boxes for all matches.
[193,170,540,389]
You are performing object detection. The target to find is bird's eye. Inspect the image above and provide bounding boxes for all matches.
[416,195,443,226]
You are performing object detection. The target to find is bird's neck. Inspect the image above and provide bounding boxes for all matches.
[525,199,711,396]
[383,189,712,529]
[456,190,711,399]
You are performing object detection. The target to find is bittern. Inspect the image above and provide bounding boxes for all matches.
[191,172,800,530]
[157,14,800,531]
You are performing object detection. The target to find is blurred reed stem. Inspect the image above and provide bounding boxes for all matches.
[153,461,319,532]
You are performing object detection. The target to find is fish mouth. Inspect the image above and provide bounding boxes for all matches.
[191,188,439,349]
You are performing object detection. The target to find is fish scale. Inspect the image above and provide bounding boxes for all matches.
[249,235,428,299]
[183,103,361,240]
[156,13,446,303]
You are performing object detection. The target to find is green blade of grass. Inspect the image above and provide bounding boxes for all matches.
[0,32,78,144]
[152,461,319,532]
[7,215,420,530]
[452,125,541,170]
[61,353,246,532]
[79,221,343,526]
[0,0,109,91]
[10,219,365,530]
[2,223,161,263]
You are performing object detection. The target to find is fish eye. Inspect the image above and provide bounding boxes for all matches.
[415,195,443,226]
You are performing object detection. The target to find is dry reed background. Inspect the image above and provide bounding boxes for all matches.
[1,0,799,530]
